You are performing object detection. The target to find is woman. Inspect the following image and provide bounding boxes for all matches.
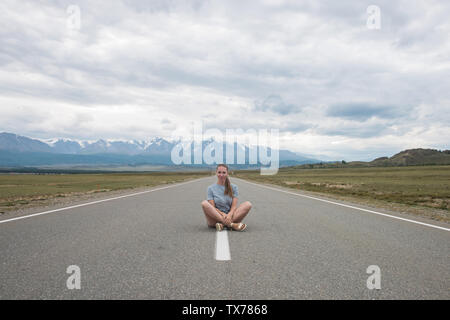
[201,163,252,231]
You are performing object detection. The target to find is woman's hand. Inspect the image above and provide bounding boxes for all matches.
[224,211,234,226]
[216,209,227,223]
[224,215,232,226]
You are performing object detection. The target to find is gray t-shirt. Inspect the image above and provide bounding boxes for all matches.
[207,183,239,214]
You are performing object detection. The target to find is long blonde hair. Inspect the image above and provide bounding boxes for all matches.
[216,163,233,197]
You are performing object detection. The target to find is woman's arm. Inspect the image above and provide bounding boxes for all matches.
[228,197,238,216]
[225,198,238,224]
[209,200,227,218]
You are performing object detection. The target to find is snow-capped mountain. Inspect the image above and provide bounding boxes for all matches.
[40,136,174,155]
[47,138,83,154]
[144,137,174,155]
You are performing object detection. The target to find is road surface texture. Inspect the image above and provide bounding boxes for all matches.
[1,176,449,299]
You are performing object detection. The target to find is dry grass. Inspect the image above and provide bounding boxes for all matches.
[233,165,450,223]
[0,171,209,214]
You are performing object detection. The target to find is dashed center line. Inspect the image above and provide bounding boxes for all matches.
[215,230,231,261]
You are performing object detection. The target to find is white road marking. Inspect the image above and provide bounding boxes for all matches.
[0,177,211,225]
[236,178,450,232]
[215,230,231,261]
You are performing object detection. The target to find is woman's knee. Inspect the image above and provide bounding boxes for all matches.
[202,200,215,212]
[245,201,252,209]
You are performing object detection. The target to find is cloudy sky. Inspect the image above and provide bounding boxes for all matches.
[1,0,449,161]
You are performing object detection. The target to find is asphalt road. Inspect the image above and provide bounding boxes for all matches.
[1,176,449,299]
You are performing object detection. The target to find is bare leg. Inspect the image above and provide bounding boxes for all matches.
[232,201,252,223]
[201,200,225,227]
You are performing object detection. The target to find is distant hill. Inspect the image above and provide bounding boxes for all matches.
[370,148,450,166]
[290,148,450,169]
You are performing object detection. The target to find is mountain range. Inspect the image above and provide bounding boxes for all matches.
[0,132,320,169]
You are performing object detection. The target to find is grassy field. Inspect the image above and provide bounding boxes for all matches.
[0,171,210,214]
[233,165,450,223]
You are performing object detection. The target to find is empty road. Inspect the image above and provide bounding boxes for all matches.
[1,176,449,299]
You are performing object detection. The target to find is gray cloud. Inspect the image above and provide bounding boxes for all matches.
[282,122,313,134]
[320,123,390,138]
[254,95,300,115]
[326,103,407,121]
